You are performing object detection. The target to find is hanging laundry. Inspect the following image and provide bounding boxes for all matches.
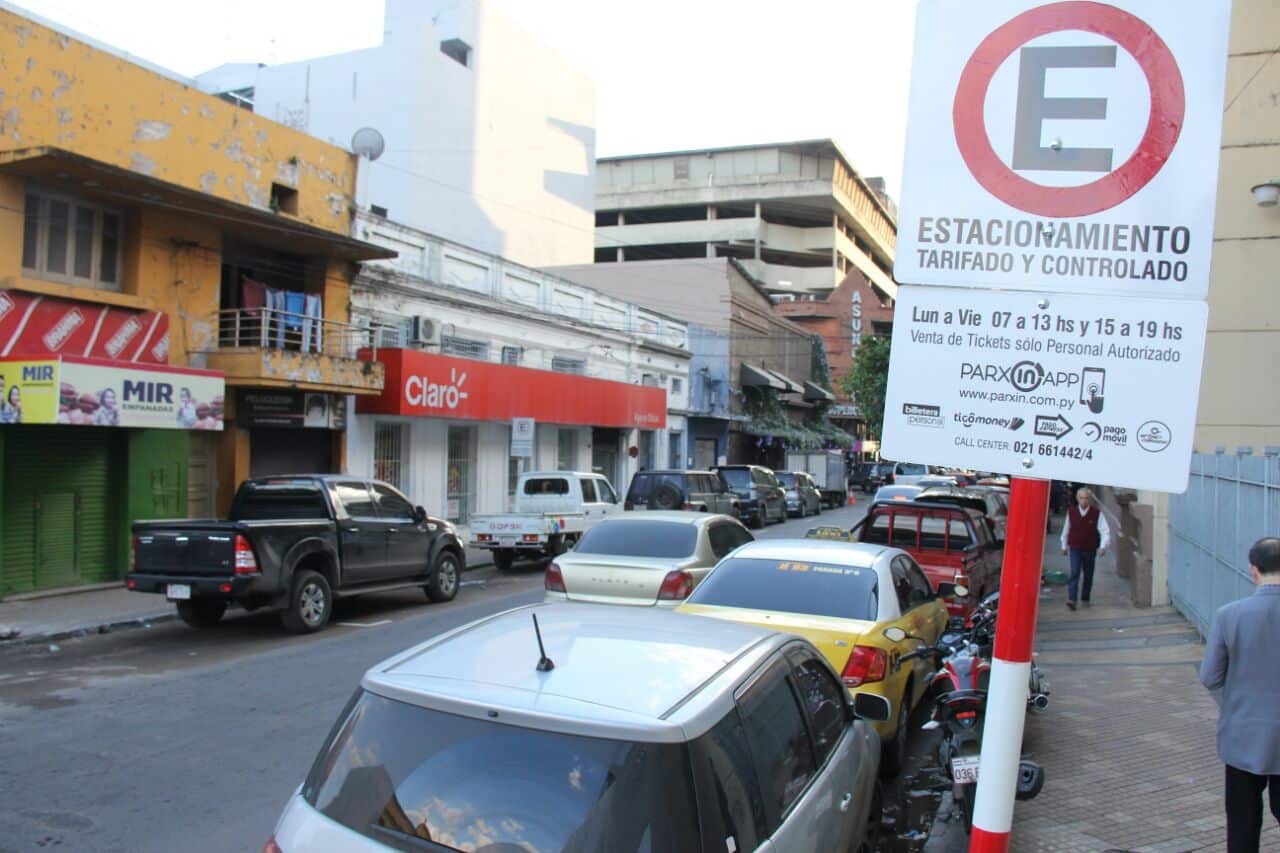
[265,287,287,348]
[302,294,323,354]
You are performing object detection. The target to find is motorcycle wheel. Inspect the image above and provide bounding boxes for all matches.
[960,783,976,834]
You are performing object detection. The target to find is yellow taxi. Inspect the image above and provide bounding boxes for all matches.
[676,538,950,775]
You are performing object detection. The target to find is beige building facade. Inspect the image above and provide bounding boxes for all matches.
[1138,0,1280,605]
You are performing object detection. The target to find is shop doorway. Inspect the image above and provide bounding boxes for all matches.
[249,428,335,477]
[591,428,621,492]
[2,426,123,594]
[447,425,477,523]
[694,438,718,470]
[188,432,218,519]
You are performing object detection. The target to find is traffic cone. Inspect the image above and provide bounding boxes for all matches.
[847,491,857,506]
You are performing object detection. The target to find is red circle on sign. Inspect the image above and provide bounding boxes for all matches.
[953,1,1185,218]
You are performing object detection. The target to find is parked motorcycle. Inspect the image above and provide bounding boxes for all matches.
[965,590,1050,712]
[887,621,1045,834]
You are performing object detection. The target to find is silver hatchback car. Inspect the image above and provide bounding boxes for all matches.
[269,603,889,853]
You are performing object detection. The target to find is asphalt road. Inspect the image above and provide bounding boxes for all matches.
[0,501,961,853]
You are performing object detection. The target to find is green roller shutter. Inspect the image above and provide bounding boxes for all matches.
[2,427,122,595]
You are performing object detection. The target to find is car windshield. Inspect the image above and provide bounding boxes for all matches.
[305,691,700,853]
[574,520,699,558]
[775,472,796,487]
[876,486,922,502]
[688,557,878,621]
[232,486,329,520]
[897,463,928,476]
[718,469,751,490]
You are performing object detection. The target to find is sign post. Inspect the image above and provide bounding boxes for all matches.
[887,2,1232,849]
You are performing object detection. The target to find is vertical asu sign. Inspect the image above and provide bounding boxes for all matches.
[895,0,1232,300]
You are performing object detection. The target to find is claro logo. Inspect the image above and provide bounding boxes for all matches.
[959,361,1079,393]
[405,368,470,410]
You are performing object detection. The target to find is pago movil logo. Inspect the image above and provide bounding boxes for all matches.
[405,367,470,411]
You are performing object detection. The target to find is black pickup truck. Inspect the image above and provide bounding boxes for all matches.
[128,476,466,634]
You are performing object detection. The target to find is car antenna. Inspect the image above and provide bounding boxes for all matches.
[532,613,555,672]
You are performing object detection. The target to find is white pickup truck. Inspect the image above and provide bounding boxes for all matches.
[469,471,623,571]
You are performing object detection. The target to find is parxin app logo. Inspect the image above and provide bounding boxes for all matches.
[903,402,945,429]
[960,361,1079,393]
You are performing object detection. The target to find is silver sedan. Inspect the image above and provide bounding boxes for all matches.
[544,511,753,606]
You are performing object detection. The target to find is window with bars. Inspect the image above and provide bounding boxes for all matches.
[671,377,684,395]
[551,356,585,375]
[442,336,490,360]
[501,346,522,366]
[374,423,407,490]
[22,190,124,291]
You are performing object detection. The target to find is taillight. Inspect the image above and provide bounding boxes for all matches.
[842,645,888,687]
[476,533,492,542]
[263,839,283,853]
[682,502,695,511]
[234,534,258,574]
[522,534,540,543]
[657,570,694,601]
[545,562,567,593]
[130,535,138,572]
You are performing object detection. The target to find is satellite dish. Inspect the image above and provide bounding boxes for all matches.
[351,127,386,161]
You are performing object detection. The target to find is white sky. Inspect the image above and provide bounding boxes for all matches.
[8,0,920,196]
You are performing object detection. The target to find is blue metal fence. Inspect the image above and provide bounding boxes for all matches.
[1168,453,1280,638]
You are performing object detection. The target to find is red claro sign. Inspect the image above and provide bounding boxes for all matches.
[894,0,1232,301]
[358,349,668,430]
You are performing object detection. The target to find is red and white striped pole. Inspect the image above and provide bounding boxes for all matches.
[969,476,1050,852]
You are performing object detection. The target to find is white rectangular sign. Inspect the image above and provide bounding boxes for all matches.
[894,0,1232,300]
[510,417,535,458]
[880,287,1207,493]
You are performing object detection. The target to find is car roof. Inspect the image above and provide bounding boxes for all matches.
[870,499,986,519]
[521,471,602,478]
[731,537,887,568]
[631,469,717,476]
[363,603,786,742]
[591,510,735,525]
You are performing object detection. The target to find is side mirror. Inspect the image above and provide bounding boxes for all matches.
[882,626,908,643]
[415,506,428,523]
[852,692,891,723]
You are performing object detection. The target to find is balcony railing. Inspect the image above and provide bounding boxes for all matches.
[206,308,386,360]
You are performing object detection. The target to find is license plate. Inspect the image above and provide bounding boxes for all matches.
[166,584,191,601]
[498,536,518,547]
[951,756,980,783]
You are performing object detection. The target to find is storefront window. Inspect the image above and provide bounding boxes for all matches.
[668,431,684,469]
[557,428,578,471]
[374,423,406,490]
[447,425,477,523]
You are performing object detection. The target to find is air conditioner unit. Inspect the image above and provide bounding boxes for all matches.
[410,316,438,346]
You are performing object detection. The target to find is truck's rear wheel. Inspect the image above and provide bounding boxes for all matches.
[493,549,516,572]
[281,570,332,634]
[426,552,460,603]
[176,600,227,628]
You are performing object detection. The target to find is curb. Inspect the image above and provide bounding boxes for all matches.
[1,554,499,649]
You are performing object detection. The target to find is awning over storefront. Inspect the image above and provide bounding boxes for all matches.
[357,349,667,430]
[0,356,224,429]
[0,289,170,365]
[766,369,804,395]
[803,381,836,403]
[740,363,787,391]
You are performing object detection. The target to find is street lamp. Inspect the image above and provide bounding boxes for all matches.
[1251,180,1280,207]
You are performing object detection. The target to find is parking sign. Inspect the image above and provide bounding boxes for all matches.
[894,0,1232,300]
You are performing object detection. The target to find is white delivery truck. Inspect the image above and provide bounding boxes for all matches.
[785,450,848,508]
[469,471,622,571]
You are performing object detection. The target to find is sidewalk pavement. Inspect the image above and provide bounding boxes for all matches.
[927,518,1280,852]
[0,544,495,646]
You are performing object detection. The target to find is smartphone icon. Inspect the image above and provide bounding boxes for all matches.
[1081,368,1106,414]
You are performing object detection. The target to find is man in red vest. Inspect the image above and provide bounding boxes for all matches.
[1059,486,1112,610]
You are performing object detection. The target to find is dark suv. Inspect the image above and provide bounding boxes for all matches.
[715,465,787,528]
[624,469,739,515]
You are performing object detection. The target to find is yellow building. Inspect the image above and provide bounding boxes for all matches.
[1131,0,1280,605]
[0,8,391,596]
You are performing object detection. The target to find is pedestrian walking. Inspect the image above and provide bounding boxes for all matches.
[1199,537,1280,853]
[1059,487,1110,610]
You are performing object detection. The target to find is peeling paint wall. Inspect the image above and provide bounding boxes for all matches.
[0,7,356,234]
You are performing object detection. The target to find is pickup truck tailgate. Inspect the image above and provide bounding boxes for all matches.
[134,523,240,577]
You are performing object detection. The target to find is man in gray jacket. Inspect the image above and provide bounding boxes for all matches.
[1200,537,1280,852]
